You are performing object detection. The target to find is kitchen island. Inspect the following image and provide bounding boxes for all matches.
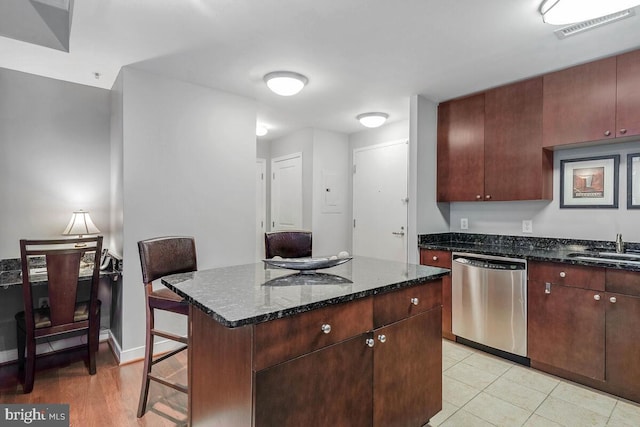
[162,256,449,427]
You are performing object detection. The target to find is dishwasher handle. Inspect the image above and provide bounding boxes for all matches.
[453,256,526,271]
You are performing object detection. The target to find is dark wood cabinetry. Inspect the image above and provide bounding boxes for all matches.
[528,262,640,403]
[527,262,605,380]
[437,78,551,202]
[543,50,640,147]
[190,280,443,426]
[419,249,453,340]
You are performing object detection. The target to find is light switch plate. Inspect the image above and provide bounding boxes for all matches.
[522,220,533,233]
[460,218,469,230]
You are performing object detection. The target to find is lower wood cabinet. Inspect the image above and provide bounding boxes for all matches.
[189,280,443,426]
[528,261,640,403]
[420,249,453,340]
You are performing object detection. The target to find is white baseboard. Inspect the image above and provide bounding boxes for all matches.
[0,329,110,364]
[115,336,185,365]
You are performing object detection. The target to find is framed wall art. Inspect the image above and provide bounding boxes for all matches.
[628,153,640,209]
[560,155,619,209]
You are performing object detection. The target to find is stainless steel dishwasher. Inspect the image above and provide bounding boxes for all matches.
[452,252,527,357]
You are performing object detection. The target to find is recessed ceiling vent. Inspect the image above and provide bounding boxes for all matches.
[554,8,635,39]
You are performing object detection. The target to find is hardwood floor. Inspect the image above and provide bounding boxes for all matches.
[0,342,188,426]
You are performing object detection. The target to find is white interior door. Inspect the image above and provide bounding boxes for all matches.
[271,153,303,231]
[256,158,266,260]
[353,140,408,262]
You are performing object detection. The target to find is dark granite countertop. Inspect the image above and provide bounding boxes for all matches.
[419,233,640,272]
[161,256,449,328]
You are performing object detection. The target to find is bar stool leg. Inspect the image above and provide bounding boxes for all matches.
[137,305,155,417]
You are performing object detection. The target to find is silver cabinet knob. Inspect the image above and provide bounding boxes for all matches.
[604,130,611,136]
[594,294,601,301]
[432,256,438,261]
[485,194,491,200]
[321,324,332,334]
[476,195,482,200]
[559,271,566,278]
[411,297,419,306]
[610,296,617,303]
[365,338,375,347]
[377,334,387,343]
[620,128,627,135]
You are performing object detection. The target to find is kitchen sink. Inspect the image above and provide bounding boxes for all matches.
[567,251,640,265]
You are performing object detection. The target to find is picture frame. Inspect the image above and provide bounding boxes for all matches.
[560,155,619,209]
[628,153,640,209]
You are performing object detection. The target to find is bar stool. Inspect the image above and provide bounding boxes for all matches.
[264,231,312,259]
[137,236,197,418]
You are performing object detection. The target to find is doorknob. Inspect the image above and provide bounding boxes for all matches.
[392,226,405,236]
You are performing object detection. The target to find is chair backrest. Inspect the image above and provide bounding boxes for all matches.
[264,231,312,259]
[19,236,103,332]
[138,236,197,285]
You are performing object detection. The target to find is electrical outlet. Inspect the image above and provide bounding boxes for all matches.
[460,218,469,230]
[38,297,49,308]
[522,220,533,234]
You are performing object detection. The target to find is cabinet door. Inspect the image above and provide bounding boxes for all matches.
[542,57,617,147]
[528,280,605,380]
[485,77,552,201]
[420,249,453,339]
[616,50,640,138]
[373,308,442,427]
[606,292,640,402]
[437,94,485,201]
[255,334,373,427]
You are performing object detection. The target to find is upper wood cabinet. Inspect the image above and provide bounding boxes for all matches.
[616,49,640,138]
[437,93,485,202]
[437,78,552,202]
[543,50,640,147]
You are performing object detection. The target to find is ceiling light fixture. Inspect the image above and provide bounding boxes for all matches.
[540,0,640,25]
[256,125,268,137]
[357,112,389,128]
[264,71,308,96]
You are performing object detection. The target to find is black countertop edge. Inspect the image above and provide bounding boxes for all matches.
[162,270,449,329]
[418,232,640,272]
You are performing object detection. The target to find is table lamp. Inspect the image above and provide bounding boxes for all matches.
[62,210,100,246]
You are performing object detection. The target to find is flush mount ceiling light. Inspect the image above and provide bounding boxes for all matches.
[264,71,308,96]
[256,125,268,137]
[540,0,640,24]
[357,112,389,128]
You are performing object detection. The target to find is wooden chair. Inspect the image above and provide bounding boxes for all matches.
[15,236,103,394]
[264,231,312,258]
[137,236,197,418]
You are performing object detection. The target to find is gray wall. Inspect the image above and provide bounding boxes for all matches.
[116,67,257,361]
[0,68,110,360]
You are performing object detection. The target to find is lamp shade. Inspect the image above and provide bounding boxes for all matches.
[357,112,389,128]
[264,71,308,96]
[62,210,100,236]
[540,0,640,24]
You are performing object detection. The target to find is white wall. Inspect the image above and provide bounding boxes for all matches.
[118,68,257,361]
[449,140,640,243]
[0,68,111,259]
[312,129,350,256]
[411,95,449,262]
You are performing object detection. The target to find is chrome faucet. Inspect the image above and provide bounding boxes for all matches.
[616,233,625,254]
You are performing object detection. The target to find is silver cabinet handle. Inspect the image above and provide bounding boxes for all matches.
[377,334,386,343]
[620,128,627,135]
[321,324,331,334]
[594,294,601,301]
[411,297,419,306]
[604,130,611,136]
[610,296,617,303]
[559,271,566,278]
[365,338,375,347]
[545,283,551,294]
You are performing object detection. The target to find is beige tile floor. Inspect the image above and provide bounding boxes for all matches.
[428,340,640,427]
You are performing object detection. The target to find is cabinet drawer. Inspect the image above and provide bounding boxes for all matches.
[420,249,451,268]
[254,297,373,370]
[374,280,442,328]
[528,261,605,291]
[606,269,640,297]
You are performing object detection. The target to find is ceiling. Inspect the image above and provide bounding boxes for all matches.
[1,0,640,141]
